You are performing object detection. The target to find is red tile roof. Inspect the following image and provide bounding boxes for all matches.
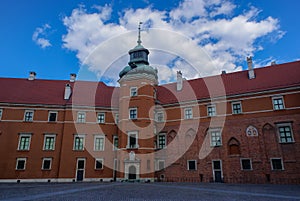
[157,60,300,104]
[0,60,299,107]
[0,78,119,107]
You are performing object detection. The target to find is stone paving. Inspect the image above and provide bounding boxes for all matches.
[0,182,299,201]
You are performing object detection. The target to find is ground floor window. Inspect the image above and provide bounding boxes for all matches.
[16,158,26,170]
[42,158,52,170]
[240,159,252,170]
[95,158,104,170]
[271,158,284,170]
[187,160,197,170]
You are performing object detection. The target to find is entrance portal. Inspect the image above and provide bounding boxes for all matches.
[128,165,136,180]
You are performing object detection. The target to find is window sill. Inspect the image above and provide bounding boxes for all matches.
[279,142,295,144]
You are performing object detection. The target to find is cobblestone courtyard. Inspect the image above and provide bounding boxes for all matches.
[0,182,299,201]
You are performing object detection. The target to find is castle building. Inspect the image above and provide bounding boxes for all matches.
[0,27,299,184]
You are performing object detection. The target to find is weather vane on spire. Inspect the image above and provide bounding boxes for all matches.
[137,22,143,46]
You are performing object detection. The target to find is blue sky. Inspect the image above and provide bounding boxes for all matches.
[0,0,299,85]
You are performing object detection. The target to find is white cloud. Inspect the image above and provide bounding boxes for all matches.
[61,0,284,85]
[32,24,52,48]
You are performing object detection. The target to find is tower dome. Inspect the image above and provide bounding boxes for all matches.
[119,22,157,80]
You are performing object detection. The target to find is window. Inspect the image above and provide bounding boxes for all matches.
[157,160,165,170]
[272,97,285,110]
[74,135,85,150]
[184,108,193,119]
[16,158,26,170]
[187,160,197,170]
[232,102,242,114]
[157,134,166,149]
[77,112,86,123]
[276,123,294,143]
[115,114,119,124]
[271,158,284,170]
[95,158,104,170]
[129,108,137,120]
[18,134,32,150]
[241,159,252,170]
[127,132,138,149]
[113,136,118,150]
[156,112,164,122]
[24,110,34,122]
[97,113,105,123]
[207,105,216,117]
[42,158,52,170]
[48,111,57,122]
[43,135,56,150]
[0,109,2,120]
[209,129,222,146]
[94,136,105,151]
[130,87,138,97]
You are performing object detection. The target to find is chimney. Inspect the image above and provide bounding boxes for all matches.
[64,83,72,100]
[70,73,76,82]
[221,70,226,75]
[176,71,183,91]
[271,61,276,66]
[28,71,36,80]
[247,56,255,79]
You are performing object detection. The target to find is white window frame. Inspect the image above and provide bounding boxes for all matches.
[77,112,86,123]
[95,158,104,170]
[156,112,164,122]
[97,112,105,124]
[271,158,284,170]
[187,160,197,170]
[127,131,139,149]
[42,158,52,170]
[209,128,222,147]
[231,101,242,114]
[48,111,58,122]
[272,96,285,110]
[240,158,252,170]
[43,134,56,151]
[16,158,27,170]
[276,123,294,143]
[94,135,105,151]
[130,87,138,97]
[73,134,85,151]
[113,135,119,150]
[129,108,137,120]
[157,160,165,170]
[157,133,167,149]
[184,108,193,119]
[207,105,216,117]
[18,133,32,151]
[24,110,34,122]
[0,109,3,120]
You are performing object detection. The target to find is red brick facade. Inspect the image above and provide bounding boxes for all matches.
[0,44,299,184]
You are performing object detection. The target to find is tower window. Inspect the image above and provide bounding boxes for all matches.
[129,108,137,120]
[127,132,138,149]
[130,87,138,97]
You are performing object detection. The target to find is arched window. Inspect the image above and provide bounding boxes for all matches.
[228,137,240,155]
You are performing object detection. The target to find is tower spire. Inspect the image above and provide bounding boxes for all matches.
[137,22,143,46]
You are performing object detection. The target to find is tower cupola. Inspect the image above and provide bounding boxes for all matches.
[119,22,157,80]
[128,22,149,67]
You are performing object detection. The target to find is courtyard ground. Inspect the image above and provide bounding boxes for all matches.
[0,182,299,201]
